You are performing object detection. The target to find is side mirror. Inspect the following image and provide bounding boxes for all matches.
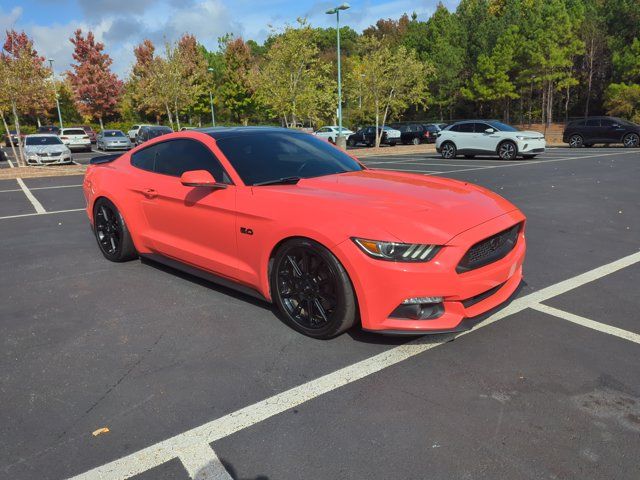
[484,128,495,134]
[611,124,620,128]
[180,170,227,189]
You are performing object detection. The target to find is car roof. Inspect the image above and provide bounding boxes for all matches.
[26,133,59,137]
[197,126,302,140]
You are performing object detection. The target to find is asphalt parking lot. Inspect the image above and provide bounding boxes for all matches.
[1,147,639,480]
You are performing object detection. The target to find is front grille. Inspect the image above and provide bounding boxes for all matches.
[37,152,61,157]
[457,223,521,273]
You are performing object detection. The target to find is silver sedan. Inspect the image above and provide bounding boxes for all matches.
[96,130,132,151]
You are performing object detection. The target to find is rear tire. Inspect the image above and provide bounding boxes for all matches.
[569,134,583,148]
[347,138,355,147]
[270,238,357,339]
[93,198,137,262]
[412,137,421,146]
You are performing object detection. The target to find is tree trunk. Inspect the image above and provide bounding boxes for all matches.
[374,95,380,148]
[98,116,104,130]
[174,100,181,130]
[1,111,19,167]
[164,103,174,130]
[37,116,42,128]
[585,37,594,118]
[11,100,25,167]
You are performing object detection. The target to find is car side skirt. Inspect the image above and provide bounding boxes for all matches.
[141,253,269,302]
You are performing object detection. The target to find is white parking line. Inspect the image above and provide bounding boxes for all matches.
[425,151,637,176]
[373,167,442,174]
[0,208,84,220]
[178,444,233,480]
[531,304,640,344]
[16,178,46,214]
[0,184,82,193]
[68,249,640,480]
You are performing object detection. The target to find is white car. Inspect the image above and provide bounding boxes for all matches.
[127,124,152,141]
[313,126,354,144]
[59,128,92,152]
[23,134,72,165]
[436,120,546,160]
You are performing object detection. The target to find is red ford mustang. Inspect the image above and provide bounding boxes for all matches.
[83,127,525,338]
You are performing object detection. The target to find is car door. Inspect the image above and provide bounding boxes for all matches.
[583,118,601,143]
[474,122,500,153]
[600,118,624,143]
[454,123,475,151]
[132,138,239,280]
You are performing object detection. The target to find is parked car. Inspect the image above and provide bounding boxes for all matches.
[563,116,640,148]
[436,120,545,160]
[346,125,401,147]
[79,125,97,143]
[313,126,354,144]
[3,130,24,147]
[23,134,72,165]
[390,123,441,145]
[135,126,173,146]
[83,127,526,339]
[0,148,6,162]
[96,130,132,151]
[128,124,152,141]
[37,125,60,135]
[59,127,92,152]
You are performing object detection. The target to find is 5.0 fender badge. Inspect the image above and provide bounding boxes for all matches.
[240,227,254,236]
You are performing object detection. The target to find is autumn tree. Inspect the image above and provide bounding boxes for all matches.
[67,29,122,129]
[254,21,335,127]
[1,30,51,165]
[348,35,431,147]
[122,39,164,122]
[219,37,257,125]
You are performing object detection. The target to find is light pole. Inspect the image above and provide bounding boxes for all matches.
[359,73,365,109]
[48,59,64,130]
[207,67,216,127]
[326,3,350,149]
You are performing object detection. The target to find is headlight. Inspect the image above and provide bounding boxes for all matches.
[352,238,441,262]
[516,135,532,140]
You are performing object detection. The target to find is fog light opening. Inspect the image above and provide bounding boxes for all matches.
[389,301,445,320]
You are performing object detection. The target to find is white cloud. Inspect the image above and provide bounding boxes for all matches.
[0,6,23,32]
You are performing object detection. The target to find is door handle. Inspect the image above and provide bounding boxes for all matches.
[142,188,157,199]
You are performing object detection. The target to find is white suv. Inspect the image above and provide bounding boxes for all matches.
[127,124,152,141]
[436,120,545,160]
[314,126,354,144]
[59,128,92,152]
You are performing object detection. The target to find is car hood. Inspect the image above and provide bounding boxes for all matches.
[25,145,67,154]
[254,169,519,244]
[103,137,130,142]
[516,130,544,138]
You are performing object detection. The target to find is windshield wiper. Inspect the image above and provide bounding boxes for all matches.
[253,176,301,186]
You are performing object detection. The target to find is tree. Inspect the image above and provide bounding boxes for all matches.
[253,21,335,127]
[604,83,640,122]
[1,30,51,165]
[349,36,432,147]
[67,29,122,129]
[219,37,257,125]
[122,39,164,122]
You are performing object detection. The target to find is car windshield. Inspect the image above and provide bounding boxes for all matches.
[213,131,363,186]
[63,129,86,135]
[487,121,519,132]
[26,136,62,146]
[103,130,125,137]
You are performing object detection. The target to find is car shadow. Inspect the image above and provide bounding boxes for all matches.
[138,257,528,346]
[195,457,269,480]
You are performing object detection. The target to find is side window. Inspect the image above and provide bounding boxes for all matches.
[458,123,474,133]
[600,119,615,127]
[571,120,585,127]
[585,119,600,127]
[449,124,460,132]
[153,139,230,183]
[474,123,491,132]
[131,144,158,172]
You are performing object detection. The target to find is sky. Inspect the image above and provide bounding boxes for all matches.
[0,0,458,78]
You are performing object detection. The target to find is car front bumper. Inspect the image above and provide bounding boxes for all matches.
[65,142,91,151]
[334,210,526,333]
[102,143,131,150]
[517,138,546,154]
[26,155,72,165]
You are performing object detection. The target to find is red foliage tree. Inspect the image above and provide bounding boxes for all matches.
[67,29,122,129]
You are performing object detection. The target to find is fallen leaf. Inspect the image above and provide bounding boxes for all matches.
[92,427,110,436]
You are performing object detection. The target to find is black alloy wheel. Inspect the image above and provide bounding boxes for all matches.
[271,238,357,339]
[93,198,137,262]
[498,141,517,160]
[569,134,583,148]
[623,133,639,148]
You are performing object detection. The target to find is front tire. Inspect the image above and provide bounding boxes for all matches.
[93,198,137,262]
[347,138,355,147]
[498,141,517,160]
[569,134,583,148]
[441,142,456,159]
[412,137,421,146]
[271,238,357,339]
[623,133,639,148]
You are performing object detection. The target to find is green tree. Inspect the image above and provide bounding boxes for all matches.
[604,83,640,122]
[219,37,257,125]
[253,21,335,127]
[349,36,432,146]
